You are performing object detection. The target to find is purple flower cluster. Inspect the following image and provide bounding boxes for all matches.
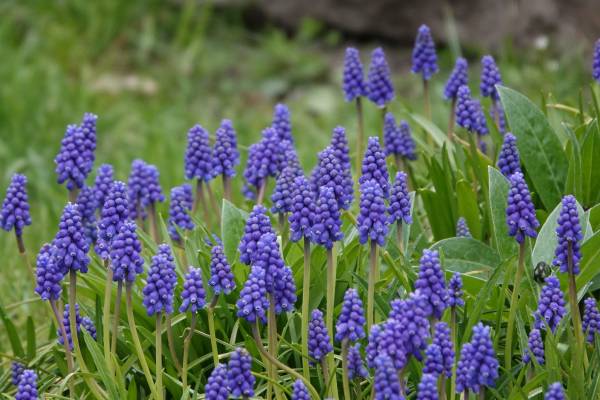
[34,244,63,301]
[205,364,230,400]
[594,39,600,83]
[523,328,544,365]
[227,348,255,398]
[336,288,366,342]
[308,309,333,364]
[553,195,582,274]
[480,55,503,100]
[447,272,465,308]
[185,124,214,182]
[545,383,566,400]
[357,180,389,246]
[534,276,565,332]
[411,24,438,80]
[212,119,240,178]
[76,186,98,244]
[236,265,269,323]
[143,244,177,315]
[311,186,343,249]
[444,57,468,100]
[366,48,395,107]
[389,172,412,225]
[497,133,521,178]
[415,249,448,319]
[94,164,114,210]
[168,184,194,243]
[209,245,236,295]
[52,203,90,274]
[54,125,90,190]
[311,145,353,210]
[583,297,600,343]
[96,181,130,259]
[456,323,498,393]
[238,205,273,265]
[243,127,282,198]
[15,369,38,400]
[288,176,317,242]
[347,344,368,379]
[423,343,443,376]
[180,267,206,313]
[373,354,403,400]
[455,85,476,131]
[272,103,293,143]
[417,373,438,400]
[388,293,431,358]
[456,217,471,237]
[271,165,297,214]
[11,362,24,386]
[360,137,389,197]
[291,380,311,400]
[343,47,367,101]
[128,160,164,220]
[110,221,144,282]
[57,303,96,349]
[432,322,454,377]
[384,115,417,161]
[506,172,539,243]
[0,174,32,237]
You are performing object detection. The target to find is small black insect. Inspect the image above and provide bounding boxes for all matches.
[533,261,551,283]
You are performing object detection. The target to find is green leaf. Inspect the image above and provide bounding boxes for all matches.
[431,237,501,277]
[410,113,451,149]
[456,179,482,240]
[580,120,600,206]
[0,302,24,358]
[220,199,248,262]
[588,203,600,231]
[498,86,568,209]
[82,330,121,399]
[26,316,36,359]
[576,231,600,290]
[487,167,518,260]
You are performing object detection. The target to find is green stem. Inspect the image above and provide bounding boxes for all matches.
[69,271,107,400]
[156,314,163,400]
[567,243,585,359]
[102,261,113,370]
[251,323,320,400]
[326,246,339,399]
[193,179,210,224]
[51,300,75,398]
[205,182,221,225]
[111,281,123,356]
[341,339,352,400]
[301,237,311,380]
[423,78,431,120]
[380,106,387,142]
[222,174,232,202]
[207,295,220,367]
[181,313,197,393]
[448,97,456,141]
[355,97,365,183]
[257,179,267,206]
[68,189,79,204]
[148,202,161,243]
[278,213,287,249]
[267,295,278,400]
[367,240,378,331]
[396,221,403,254]
[166,314,182,374]
[15,233,35,283]
[438,376,447,400]
[450,307,457,400]
[125,283,158,400]
[504,241,525,378]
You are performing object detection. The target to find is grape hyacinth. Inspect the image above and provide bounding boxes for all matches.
[54,124,89,190]
[184,124,214,182]
[236,265,269,323]
[534,276,566,332]
[96,181,129,259]
[506,171,540,243]
[389,293,431,358]
[384,117,417,161]
[271,165,297,214]
[357,180,389,246]
[594,39,600,83]
[311,186,343,249]
[238,205,273,265]
[343,47,367,101]
[143,164,165,208]
[365,324,383,368]
[455,342,473,393]
[545,382,566,400]
[330,126,351,170]
[76,186,98,244]
[79,112,97,176]
[208,245,236,295]
[272,103,293,143]
[497,133,521,178]
[205,364,230,400]
[11,361,24,386]
[423,343,444,376]
[583,297,600,343]
[489,101,507,133]
[553,195,582,274]
[456,217,471,237]
[143,244,177,315]
[128,159,149,220]
[110,221,144,282]
[308,309,333,364]
[227,348,255,398]
[432,322,454,377]
[34,244,63,301]
[94,164,114,210]
[81,316,97,340]
[51,203,90,274]
[311,145,352,210]
[347,344,368,379]
[15,369,38,400]
[366,47,395,107]
[444,57,468,100]
[471,99,489,137]
[416,373,438,400]
[389,172,412,225]
[0,174,32,238]
[57,303,96,349]
[212,119,240,178]
[372,318,408,370]
[336,288,366,342]
[414,249,448,319]
[480,55,503,100]
[455,85,476,131]
[373,354,403,400]
[411,24,438,81]
[466,323,499,393]
[288,176,316,242]
[523,328,544,365]
[292,379,311,400]
[180,267,206,313]
[448,272,465,307]
[359,137,389,197]
[167,184,194,243]
[242,127,282,198]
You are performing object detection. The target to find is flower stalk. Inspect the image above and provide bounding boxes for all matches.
[301,237,311,379]
[504,241,526,374]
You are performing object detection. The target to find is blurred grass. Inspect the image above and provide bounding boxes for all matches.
[0,0,591,319]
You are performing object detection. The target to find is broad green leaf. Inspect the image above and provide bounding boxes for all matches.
[488,167,518,260]
[431,237,501,276]
[410,113,451,149]
[576,231,600,290]
[498,86,568,209]
[456,179,481,240]
[26,316,36,360]
[580,120,600,206]
[588,203,600,232]
[82,330,121,399]
[0,302,24,357]
[220,199,248,262]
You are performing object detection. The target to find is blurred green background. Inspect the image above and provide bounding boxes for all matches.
[0,1,592,311]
